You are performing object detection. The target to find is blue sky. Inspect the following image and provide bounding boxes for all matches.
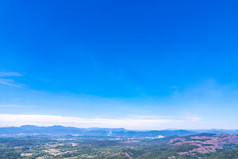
[0,0,238,129]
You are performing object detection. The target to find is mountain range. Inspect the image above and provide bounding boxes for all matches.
[0,125,237,137]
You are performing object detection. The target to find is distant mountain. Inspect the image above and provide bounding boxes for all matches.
[0,125,196,137]
[0,125,236,137]
[0,125,82,135]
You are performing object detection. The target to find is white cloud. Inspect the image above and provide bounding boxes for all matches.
[0,72,23,87]
[185,114,202,122]
[1,113,236,129]
[0,72,22,77]
[0,114,185,130]
[181,112,203,122]
[0,79,22,87]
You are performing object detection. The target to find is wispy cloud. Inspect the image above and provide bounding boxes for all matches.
[0,79,22,87]
[182,112,203,122]
[0,105,34,108]
[0,72,22,77]
[0,72,23,87]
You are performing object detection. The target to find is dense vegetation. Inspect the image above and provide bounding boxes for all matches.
[0,134,238,159]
